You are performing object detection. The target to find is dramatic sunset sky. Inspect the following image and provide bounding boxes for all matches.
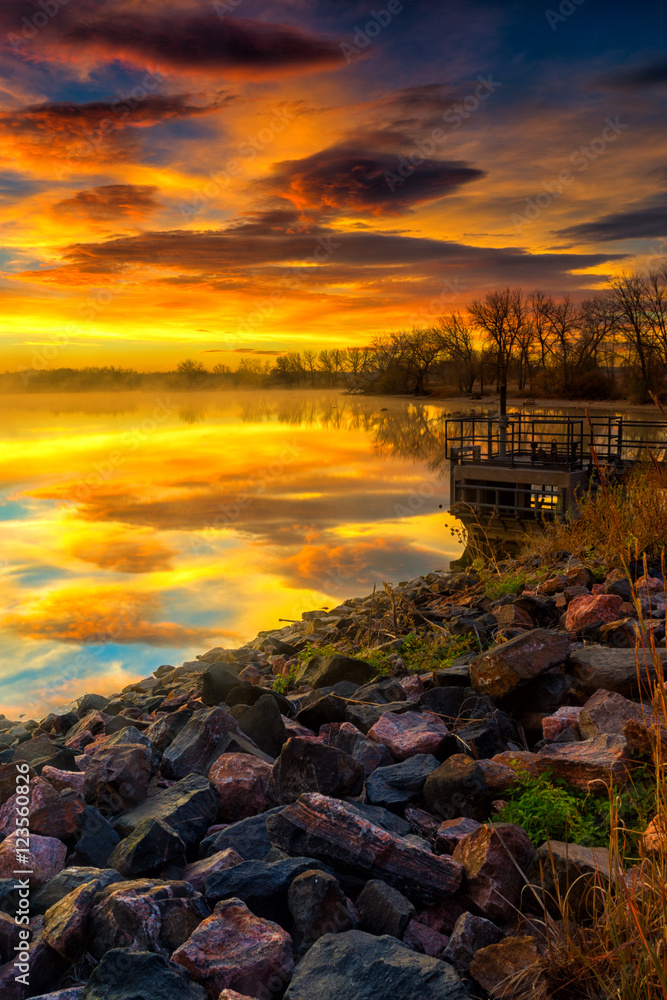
[0,0,666,370]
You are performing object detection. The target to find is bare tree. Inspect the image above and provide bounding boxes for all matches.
[469,288,528,389]
[435,313,478,393]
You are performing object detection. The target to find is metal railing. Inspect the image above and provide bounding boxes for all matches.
[451,480,567,520]
[445,414,667,470]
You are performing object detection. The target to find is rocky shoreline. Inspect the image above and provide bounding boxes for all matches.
[0,559,664,999]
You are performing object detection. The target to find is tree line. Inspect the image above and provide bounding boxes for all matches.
[270,266,667,403]
[4,266,666,402]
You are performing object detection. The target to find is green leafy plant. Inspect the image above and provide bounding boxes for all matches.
[496,769,606,847]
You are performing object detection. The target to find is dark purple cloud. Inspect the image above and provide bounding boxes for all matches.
[557,195,667,242]
[268,142,485,215]
[1,1,345,76]
[53,184,162,220]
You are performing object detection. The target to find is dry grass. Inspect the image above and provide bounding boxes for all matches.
[523,463,667,569]
[517,597,667,999]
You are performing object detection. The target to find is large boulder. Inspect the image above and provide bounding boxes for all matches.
[114,773,218,848]
[79,949,207,999]
[172,898,293,1000]
[469,629,570,701]
[569,646,664,697]
[565,593,623,633]
[83,744,152,815]
[528,840,613,918]
[267,793,463,905]
[268,737,364,804]
[535,734,632,791]
[367,711,453,761]
[452,824,536,924]
[284,930,470,999]
[208,753,272,822]
[161,707,242,779]
[297,654,375,689]
[423,755,491,822]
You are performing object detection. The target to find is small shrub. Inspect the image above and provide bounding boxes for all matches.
[495,769,604,846]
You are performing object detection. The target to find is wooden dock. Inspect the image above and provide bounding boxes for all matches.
[445,414,667,524]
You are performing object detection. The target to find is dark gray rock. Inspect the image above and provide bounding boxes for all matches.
[108,818,187,877]
[71,806,121,868]
[298,654,375,690]
[354,678,406,705]
[114,773,218,848]
[234,694,287,757]
[365,754,440,808]
[296,695,348,731]
[442,912,504,972]
[80,948,207,1000]
[144,710,194,753]
[423,755,491,822]
[269,737,364,804]
[201,661,241,705]
[33,866,122,915]
[288,869,358,957]
[419,687,466,719]
[356,880,415,938]
[342,801,411,837]
[204,856,331,920]
[284,930,470,999]
[160,707,241,779]
[201,807,284,860]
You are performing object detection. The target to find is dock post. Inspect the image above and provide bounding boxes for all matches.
[499,384,508,459]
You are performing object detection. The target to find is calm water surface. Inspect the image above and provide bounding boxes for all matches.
[0,389,468,718]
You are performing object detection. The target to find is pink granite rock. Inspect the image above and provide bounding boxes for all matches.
[470,936,547,999]
[477,760,518,795]
[453,824,536,924]
[267,792,463,904]
[399,675,425,700]
[434,817,481,855]
[42,878,101,961]
[218,992,255,1000]
[0,776,85,839]
[541,706,582,740]
[172,898,293,999]
[41,766,86,796]
[367,710,452,761]
[469,630,571,701]
[208,753,272,822]
[402,918,449,957]
[490,751,539,778]
[0,831,66,886]
[536,734,632,791]
[83,743,152,815]
[183,848,244,892]
[565,593,623,633]
[578,688,644,739]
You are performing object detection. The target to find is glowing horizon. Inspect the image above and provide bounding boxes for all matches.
[0,1,665,372]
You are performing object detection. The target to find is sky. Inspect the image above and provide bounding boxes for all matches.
[0,0,666,370]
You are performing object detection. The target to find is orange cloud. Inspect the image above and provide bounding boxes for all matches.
[53,184,162,222]
[68,531,176,573]
[2,586,230,646]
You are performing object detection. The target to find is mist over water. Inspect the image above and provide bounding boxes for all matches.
[0,389,465,719]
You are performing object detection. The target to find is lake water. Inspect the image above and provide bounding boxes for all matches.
[0,389,467,719]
